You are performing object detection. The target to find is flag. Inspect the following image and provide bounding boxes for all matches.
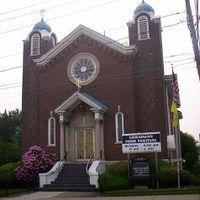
[171,68,179,127]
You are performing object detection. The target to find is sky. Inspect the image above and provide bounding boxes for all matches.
[0,0,199,141]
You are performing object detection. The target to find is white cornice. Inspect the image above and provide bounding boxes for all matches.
[33,24,137,66]
[55,91,108,114]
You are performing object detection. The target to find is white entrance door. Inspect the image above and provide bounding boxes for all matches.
[75,128,94,161]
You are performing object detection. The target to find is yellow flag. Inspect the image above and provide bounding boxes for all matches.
[171,100,178,127]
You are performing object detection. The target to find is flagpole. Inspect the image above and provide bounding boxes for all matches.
[170,65,181,188]
[174,126,180,188]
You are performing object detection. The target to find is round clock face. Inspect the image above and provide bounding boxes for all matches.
[67,53,100,85]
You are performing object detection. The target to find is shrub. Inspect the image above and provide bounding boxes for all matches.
[0,163,18,188]
[180,169,200,186]
[98,172,128,191]
[106,161,128,177]
[15,145,56,186]
[191,161,200,177]
[0,143,20,166]
[98,161,129,191]
[158,166,200,187]
[158,167,177,187]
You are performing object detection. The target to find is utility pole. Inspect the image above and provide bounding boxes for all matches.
[185,0,200,81]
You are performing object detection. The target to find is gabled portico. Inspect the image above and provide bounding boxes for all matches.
[55,91,108,162]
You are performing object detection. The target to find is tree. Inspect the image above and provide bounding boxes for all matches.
[0,109,21,145]
[181,132,199,171]
[0,109,21,166]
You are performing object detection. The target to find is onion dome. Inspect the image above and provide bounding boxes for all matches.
[134,0,155,16]
[33,18,51,33]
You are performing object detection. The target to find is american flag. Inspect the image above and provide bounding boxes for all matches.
[172,68,179,105]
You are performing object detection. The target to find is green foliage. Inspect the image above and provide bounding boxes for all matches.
[99,160,200,191]
[99,161,129,191]
[158,166,200,187]
[192,161,200,177]
[149,159,171,177]
[0,109,21,144]
[0,163,18,188]
[181,132,199,170]
[158,167,177,187]
[98,172,128,191]
[106,161,128,177]
[0,143,20,166]
[0,109,21,166]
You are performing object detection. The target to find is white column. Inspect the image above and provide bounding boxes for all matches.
[94,110,104,160]
[65,123,70,162]
[59,114,65,160]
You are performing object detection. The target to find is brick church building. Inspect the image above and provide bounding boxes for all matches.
[22,1,174,162]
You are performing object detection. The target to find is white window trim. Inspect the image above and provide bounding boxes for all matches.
[48,117,56,146]
[137,15,150,40]
[51,35,56,46]
[115,112,124,144]
[30,33,40,56]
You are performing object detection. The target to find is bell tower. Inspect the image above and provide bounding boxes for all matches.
[128,1,168,157]
[21,18,57,154]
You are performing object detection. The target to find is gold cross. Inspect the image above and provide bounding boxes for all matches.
[75,78,83,90]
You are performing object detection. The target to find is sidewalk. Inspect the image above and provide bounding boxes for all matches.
[0,191,199,200]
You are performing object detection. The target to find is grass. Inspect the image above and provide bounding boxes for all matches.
[103,186,200,196]
[0,188,31,197]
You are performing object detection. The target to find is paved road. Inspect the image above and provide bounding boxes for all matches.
[0,192,199,200]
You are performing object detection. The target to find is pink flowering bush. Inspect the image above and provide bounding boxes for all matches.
[15,145,56,185]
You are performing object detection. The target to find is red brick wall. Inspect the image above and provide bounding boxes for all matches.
[22,18,169,160]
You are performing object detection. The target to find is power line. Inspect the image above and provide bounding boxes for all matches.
[0,20,191,73]
[0,0,186,36]
[164,57,194,63]
[0,0,122,35]
[0,0,57,16]
[0,82,21,88]
[0,61,196,91]
[0,66,22,72]
[0,0,82,23]
[0,85,22,90]
[164,53,193,58]
[0,52,22,60]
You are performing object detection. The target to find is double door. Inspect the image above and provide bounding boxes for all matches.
[75,128,94,160]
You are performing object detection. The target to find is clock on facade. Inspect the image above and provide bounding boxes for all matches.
[67,53,100,85]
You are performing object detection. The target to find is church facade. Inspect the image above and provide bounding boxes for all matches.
[22,1,172,162]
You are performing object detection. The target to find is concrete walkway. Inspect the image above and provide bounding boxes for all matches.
[0,192,199,200]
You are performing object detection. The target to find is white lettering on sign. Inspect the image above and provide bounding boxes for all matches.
[122,132,161,153]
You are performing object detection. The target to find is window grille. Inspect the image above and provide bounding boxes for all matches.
[31,33,40,56]
[138,15,150,40]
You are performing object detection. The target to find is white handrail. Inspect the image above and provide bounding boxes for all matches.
[87,160,106,188]
[39,161,64,188]
[86,154,93,175]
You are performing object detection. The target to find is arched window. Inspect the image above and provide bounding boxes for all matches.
[115,112,124,143]
[137,15,150,40]
[48,117,56,146]
[31,33,40,56]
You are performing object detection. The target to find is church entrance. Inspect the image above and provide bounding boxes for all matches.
[55,91,108,161]
[75,128,94,161]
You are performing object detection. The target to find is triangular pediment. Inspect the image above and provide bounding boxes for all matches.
[54,91,108,114]
[34,24,137,66]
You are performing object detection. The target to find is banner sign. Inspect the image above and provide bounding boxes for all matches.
[122,132,161,153]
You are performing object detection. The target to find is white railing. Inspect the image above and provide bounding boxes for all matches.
[86,154,93,175]
[39,161,64,188]
[88,160,105,188]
